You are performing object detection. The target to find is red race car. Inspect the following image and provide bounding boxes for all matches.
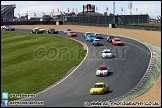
[67,31,77,37]
[112,38,123,46]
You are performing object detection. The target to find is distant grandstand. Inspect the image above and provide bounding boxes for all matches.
[1,4,16,22]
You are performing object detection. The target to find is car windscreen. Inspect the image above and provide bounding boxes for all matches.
[103,51,111,53]
[67,29,71,31]
[98,67,107,70]
[90,35,95,37]
[51,29,54,31]
[6,26,11,28]
[35,29,39,31]
[94,84,103,88]
[95,40,100,42]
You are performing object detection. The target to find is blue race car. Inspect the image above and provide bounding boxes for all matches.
[86,34,96,42]
[83,32,93,38]
[63,29,71,34]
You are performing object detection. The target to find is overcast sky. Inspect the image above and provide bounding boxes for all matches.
[1,1,161,18]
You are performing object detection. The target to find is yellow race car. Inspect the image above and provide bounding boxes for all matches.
[90,82,109,95]
[36,27,46,32]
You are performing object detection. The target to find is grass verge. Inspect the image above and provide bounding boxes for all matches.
[1,32,86,101]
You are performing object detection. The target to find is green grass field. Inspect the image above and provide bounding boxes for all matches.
[1,32,86,101]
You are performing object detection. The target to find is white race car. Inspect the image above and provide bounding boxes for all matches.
[1,25,7,29]
[102,49,113,59]
[96,65,109,77]
[93,39,102,46]
[94,33,102,39]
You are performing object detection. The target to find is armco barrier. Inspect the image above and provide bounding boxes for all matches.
[108,50,156,102]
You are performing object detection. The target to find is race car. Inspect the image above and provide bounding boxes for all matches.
[90,82,109,95]
[31,28,42,34]
[94,33,102,39]
[106,36,114,43]
[1,25,8,29]
[86,34,96,42]
[4,26,15,31]
[102,49,113,59]
[63,29,71,34]
[47,28,58,34]
[112,38,123,46]
[67,31,77,37]
[96,65,109,77]
[35,27,46,32]
[83,32,93,38]
[92,39,102,46]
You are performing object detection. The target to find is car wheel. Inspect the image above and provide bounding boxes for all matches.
[107,72,109,76]
[36,32,38,34]
[31,31,33,33]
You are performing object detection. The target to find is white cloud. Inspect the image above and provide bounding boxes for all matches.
[18,5,62,17]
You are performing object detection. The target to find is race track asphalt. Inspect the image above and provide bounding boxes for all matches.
[1,29,151,107]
